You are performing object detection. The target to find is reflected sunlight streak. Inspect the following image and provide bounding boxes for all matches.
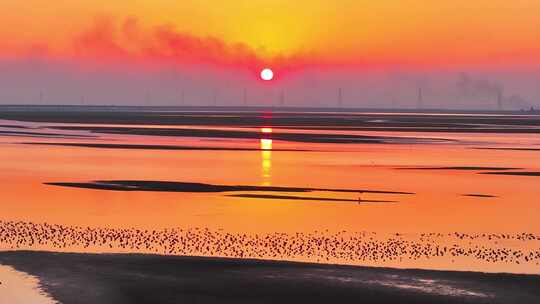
[260,128,273,186]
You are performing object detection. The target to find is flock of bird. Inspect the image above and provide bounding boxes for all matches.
[0,220,539,267]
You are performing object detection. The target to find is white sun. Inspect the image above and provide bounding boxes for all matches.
[260,68,274,81]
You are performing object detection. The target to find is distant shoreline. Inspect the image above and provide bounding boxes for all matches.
[0,104,538,115]
[1,106,539,135]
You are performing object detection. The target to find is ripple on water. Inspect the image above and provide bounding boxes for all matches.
[0,264,57,304]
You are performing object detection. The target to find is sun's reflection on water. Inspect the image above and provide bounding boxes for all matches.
[260,128,273,186]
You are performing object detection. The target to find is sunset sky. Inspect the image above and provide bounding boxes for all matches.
[1,1,539,108]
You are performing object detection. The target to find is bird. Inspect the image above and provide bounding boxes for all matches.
[0,220,538,269]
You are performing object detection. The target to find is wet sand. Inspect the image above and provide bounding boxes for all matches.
[1,251,539,304]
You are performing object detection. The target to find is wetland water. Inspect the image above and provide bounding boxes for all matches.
[0,107,539,274]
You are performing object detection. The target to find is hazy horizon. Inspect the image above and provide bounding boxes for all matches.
[1,58,538,110]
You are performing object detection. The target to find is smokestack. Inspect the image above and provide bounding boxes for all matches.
[180,89,185,106]
[338,88,343,108]
[497,88,503,111]
[417,87,424,109]
[144,91,151,106]
[243,88,247,106]
[212,89,218,106]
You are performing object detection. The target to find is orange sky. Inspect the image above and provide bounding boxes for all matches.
[1,1,540,71]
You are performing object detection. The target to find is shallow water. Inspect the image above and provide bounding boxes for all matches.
[0,264,56,304]
[0,109,539,274]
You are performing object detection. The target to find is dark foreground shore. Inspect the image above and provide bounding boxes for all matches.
[0,251,539,304]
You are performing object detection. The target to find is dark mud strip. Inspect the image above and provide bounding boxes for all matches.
[397,167,520,171]
[45,180,414,195]
[23,142,315,152]
[1,251,539,304]
[480,172,540,177]
[50,126,455,144]
[0,124,28,129]
[227,194,396,203]
[274,126,540,133]
[0,130,95,138]
[462,194,498,198]
[473,147,540,152]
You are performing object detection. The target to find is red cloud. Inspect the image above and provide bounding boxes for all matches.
[70,16,271,74]
[66,16,341,82]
